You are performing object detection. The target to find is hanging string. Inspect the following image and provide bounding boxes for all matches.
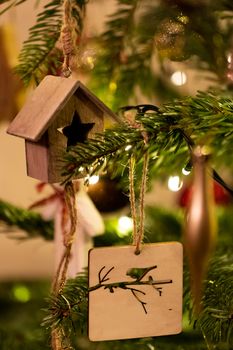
[59,181,77,290]
[60,0,84,77]
[135,150,149,254]
[129,156,137,246]
[126,111,149,254]
[51,181,77,350]
[52,181,77,293]
[51,329,63,350]
[60,0,73,77]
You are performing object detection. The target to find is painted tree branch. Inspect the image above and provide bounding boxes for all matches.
[89,265,173,314]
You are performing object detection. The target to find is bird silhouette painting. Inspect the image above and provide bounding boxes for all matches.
[88,243,183,341]
[89,264,172,314]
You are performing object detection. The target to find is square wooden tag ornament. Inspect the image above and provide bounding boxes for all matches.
[88,242,183,341]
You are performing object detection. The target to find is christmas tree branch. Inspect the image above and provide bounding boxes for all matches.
[89,0,143,109]
[90,0,180,109]
[14,0,62,85]
[63,90,233,184]
[14,0,86,85]
[42,271,88,334]
[0,0,28,15]
[89,0,233,110]
[195,253,233,347]
[1,0,233,102]
[137,0,232,80]
[42,251,233,348]
[0,199,53,240]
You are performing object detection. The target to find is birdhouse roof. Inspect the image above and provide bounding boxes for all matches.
[7,75,119,142]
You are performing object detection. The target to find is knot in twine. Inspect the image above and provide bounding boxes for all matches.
[61,26,73,77]
[60,0,84,77]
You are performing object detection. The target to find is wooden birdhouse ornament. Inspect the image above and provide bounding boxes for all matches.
[7,75,117,183]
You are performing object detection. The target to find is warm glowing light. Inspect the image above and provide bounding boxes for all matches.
[88,175,100,185]
[79,166,84,172]
[147,345,155,350]
[182,167,191,176]
[117,216,133,236]
[178,15,189,24]
[125,145,132,151]
[168,176,183,192]
[86,56,95,69]
[109,81,117,92]
[171,71,187,86]
[13,285,31,303]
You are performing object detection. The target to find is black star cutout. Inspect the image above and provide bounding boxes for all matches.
[62,110,95,148]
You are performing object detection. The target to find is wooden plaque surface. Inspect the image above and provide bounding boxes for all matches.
[88,242,183,341]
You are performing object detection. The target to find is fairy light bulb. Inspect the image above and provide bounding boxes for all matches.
[125,145,132,151]
[117,216,133,236]
[182,167,191,176]
[168,176,183,192]
[171,71,187,86]
[109,81,117,92]
[85,175,100,185]
[88,175,100,185]
[81,49,96,70]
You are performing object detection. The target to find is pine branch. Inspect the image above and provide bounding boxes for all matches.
[42,251,233,348]
[0,0,26,3]
[14,0,62,85]
[89,0,150,109]
[42,271,88,334]
[89,0,233,109]
[137,0,231,79]
[0,0,28,15]
[0,199,54,240]
[15,0,86,85]
[197,252,233,347]
[62,90,233,184]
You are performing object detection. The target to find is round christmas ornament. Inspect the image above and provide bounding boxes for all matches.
[154,19,188,61]
[87,176,129,213]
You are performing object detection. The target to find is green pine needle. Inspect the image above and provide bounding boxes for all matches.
[14,0,86,85]
[62,90,233,184]
[14,0,62,85]
[0,199,54,240]
[42,251,233,348]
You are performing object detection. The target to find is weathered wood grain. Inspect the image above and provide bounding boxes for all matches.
[7,75,117,183]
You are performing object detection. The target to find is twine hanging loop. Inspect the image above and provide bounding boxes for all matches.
[126,113,149,255]
[129,151,149,255]
[60,0,84,77]
[51,181,77,350]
